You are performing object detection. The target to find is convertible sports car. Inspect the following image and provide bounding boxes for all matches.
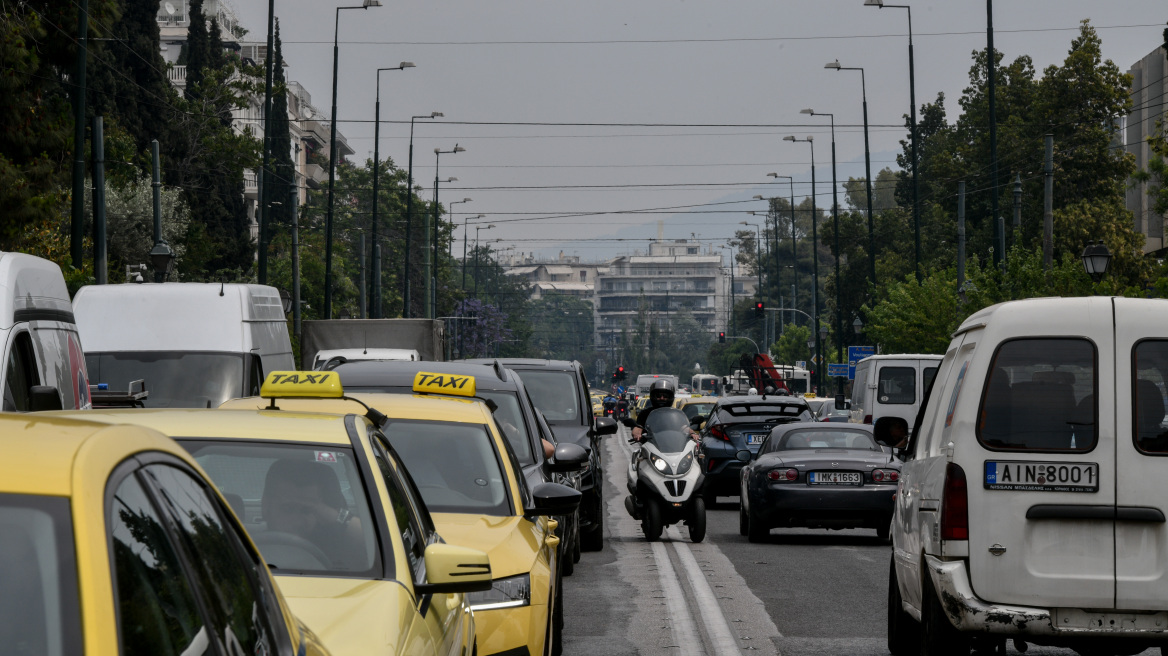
[739,424,900,542]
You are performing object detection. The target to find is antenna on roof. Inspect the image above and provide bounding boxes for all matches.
[219,280,225,296]
[363,331,368,355]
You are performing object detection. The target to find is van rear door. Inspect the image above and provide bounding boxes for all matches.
[966,299,1115,609]
[1114,298,1168,610]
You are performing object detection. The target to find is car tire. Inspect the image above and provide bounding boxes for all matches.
[581,491,604,551]
[920,567,969,656]
[877,521,891,543]
[887,556,918,656]
[642,498,663,541]
[572,515,582,564]
[561,544,574,577]
[746,509,768,543]
[688,497,706,543]
[738,503,749,536]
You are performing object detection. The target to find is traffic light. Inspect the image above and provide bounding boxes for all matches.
[754,301,765,317]
[617,366,627,382]
[718,331,726,343]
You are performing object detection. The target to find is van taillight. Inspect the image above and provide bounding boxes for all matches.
[863,415,872,424]
[941,462,969,541]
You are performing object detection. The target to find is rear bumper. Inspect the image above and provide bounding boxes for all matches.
[750,483,894,528]
[925,555,1168,639]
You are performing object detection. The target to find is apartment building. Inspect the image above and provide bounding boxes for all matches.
[1126,46,1168,253]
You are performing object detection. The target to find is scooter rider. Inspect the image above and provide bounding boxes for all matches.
[632,380,696,441]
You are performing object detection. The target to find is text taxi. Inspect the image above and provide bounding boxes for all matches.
[0,413,330,656]
[54,371,493,656]
[222,370,585,656]
[880,297,1168,655]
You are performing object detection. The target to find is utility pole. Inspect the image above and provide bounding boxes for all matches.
[71,0,88,269]
[987,0,1002,271]
[1012,173,1022,235]
[1043,135,1054,273]
[291,186,301,342]
[358,232,366,318]
[91,117,107,284]
[958,181,966,301]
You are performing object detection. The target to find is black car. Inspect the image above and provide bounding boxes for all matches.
[328,359,603,573]
[699,395,814,502]
[739,424,899,542]
[466,358,615,551]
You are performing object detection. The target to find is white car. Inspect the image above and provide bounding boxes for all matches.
[880,296,1168,655]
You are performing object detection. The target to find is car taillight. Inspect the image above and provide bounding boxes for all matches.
[872,469,900,483]
[941,462,969,541]
[709,425,729,441]
[863,415,873,424]
[766,468,798,482]
[821,417,831,422]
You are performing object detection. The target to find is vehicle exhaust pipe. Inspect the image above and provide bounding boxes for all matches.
[624,495,641,519]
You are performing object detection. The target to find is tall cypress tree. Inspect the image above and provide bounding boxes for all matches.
[184,0,208,99]
[269,20,294,230]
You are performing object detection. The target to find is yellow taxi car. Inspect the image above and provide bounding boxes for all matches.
[0,413,330,656]
[673,396,718,424]
[53,374,493,656]
[591,393,605,417]
[221,371,584,656]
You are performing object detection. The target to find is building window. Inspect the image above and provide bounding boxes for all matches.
[580,271,587,281]
[687,248,698,254]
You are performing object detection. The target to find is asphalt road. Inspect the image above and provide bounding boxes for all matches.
[560,429,1158,656]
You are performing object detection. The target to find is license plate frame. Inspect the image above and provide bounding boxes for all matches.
[983,461,1099,493]
[808,471,862,486]
[746,433,765,445]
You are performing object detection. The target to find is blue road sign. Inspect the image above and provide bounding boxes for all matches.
[847,346,876,380]
[827,363,849,378]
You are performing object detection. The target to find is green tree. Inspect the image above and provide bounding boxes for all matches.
[527,293,596,363]
[772,324,811,367]
[266,20,294,231]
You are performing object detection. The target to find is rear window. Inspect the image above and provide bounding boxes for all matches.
[877,367,916,405]
[1133,341,1168,454]
[715,403,811,422]
[977,338,1097,452]
[775,429,878,452]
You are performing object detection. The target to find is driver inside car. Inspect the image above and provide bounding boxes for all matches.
[262,459,367,569]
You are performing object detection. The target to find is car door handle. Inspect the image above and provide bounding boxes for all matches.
[1026,505,1166,522]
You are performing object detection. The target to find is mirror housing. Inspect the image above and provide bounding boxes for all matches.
[873,416,910,448]
[29,386,63,412]
[689,414,706,428]
[546,442,588,472]
[594,416,618,435]
[414,543,492,594]
[527,482,581,517]
[735,449,752,463]
[834,394,847,410]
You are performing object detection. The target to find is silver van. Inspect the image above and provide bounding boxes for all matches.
[73,283,293,407]
[0,252,91,410]
[850,354,942,428]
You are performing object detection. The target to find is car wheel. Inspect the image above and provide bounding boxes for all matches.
[920,568,969,656]
[887,556,918,656]
[581,490,604,551]
[561,542,574,577]
[572,514,582,564]
[877,521,891,543]
[738,503,749,536]
[746,509,768,543]
[642,498,663,541]
[688,497,706,543]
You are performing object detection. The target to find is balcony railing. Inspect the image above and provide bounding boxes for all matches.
[168,65,186,86]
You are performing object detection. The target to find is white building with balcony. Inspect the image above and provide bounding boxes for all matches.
[1126,46,1168,254]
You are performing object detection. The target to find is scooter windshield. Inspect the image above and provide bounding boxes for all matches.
[643,409,692,453]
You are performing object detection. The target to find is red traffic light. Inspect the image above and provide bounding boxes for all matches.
[755,302,763,310]
[618,366,624,373]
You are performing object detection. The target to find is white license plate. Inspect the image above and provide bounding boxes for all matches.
[808,471,861,485]
[984,461,1099,492]
[746,434,765,445]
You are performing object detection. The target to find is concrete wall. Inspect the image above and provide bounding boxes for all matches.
[301,319,445,369]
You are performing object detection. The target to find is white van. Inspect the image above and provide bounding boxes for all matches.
[0,252,91,410]
[881,297,1168,654]
[849,354,942,428]
[73,283,293,408]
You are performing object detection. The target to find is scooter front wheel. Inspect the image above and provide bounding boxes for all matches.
[642,498,663,541]
[688,497,706,543]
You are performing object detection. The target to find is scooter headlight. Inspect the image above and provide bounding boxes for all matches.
[674,453,693,476]
[650,454,668,472]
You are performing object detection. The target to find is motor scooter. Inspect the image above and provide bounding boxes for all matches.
[622,408,707,542]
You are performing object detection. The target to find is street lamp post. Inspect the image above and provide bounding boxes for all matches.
[825,59,876,293]
[430,145,464,319]
[448,198,472,258]
[323,0,382,320]
[785,135,822,392]
[462,214,484,289]
[473,224,496,297]
[402,112,442,318]
[1081,241,1112,284]
[767,173,798,322]
[865,0,921,282]
[370,62,415,319]
[801,108,843,366]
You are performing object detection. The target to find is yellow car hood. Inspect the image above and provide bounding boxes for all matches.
[275,576,414,655]
[432,513,541,579]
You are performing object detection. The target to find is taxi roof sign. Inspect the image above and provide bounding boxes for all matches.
[412,371,476,398]
[261,371,344,399]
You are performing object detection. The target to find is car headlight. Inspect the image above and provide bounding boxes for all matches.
[650,454,668,472]
[674,453,693,476]
[466,574,531,610]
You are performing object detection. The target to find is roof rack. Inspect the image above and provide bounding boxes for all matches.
[90,380,149,408]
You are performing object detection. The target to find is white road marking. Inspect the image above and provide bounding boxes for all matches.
[667,527,747,653]
[650,540,704,656]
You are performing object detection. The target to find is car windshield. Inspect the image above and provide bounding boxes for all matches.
[516,371,581,424]
[181,441,382,576]
[477,390,535,466]
[380,420,512,516]
[778,429,879,451]
[644,410,693,453]
[0,495,80,656]
[86,351,243,408]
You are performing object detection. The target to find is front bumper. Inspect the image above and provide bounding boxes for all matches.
[475,604,548,656]
[925,555,1168,639]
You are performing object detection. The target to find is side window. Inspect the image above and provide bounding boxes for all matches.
[109,473,211,655]
[877,367,916,405]
[3,332,41,411]
[1133,341,1168,454]
[851,366,866,408]
[246,355,263,397]
[922,366,939,395]
[977,338,1097,452]
[371,437,428,581]
[142,465,280,656]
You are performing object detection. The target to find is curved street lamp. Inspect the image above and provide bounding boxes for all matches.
[1081,241,1112,284]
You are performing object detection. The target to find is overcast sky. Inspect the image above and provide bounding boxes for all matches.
[230,0,1166,262]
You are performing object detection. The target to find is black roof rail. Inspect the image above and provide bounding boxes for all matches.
[490,360,508,382]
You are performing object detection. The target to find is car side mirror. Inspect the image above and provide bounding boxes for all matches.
[689,414,706,428]
[547,442,588,472]
[735,449,751,463]
[834,394,847,410]
[29,386,63,412]
[414,543,493,595]
[595,416,618,435]
[527,482,582,517]
[873,416,910,448]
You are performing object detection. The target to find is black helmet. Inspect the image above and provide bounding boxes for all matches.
[648,379,676,409]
